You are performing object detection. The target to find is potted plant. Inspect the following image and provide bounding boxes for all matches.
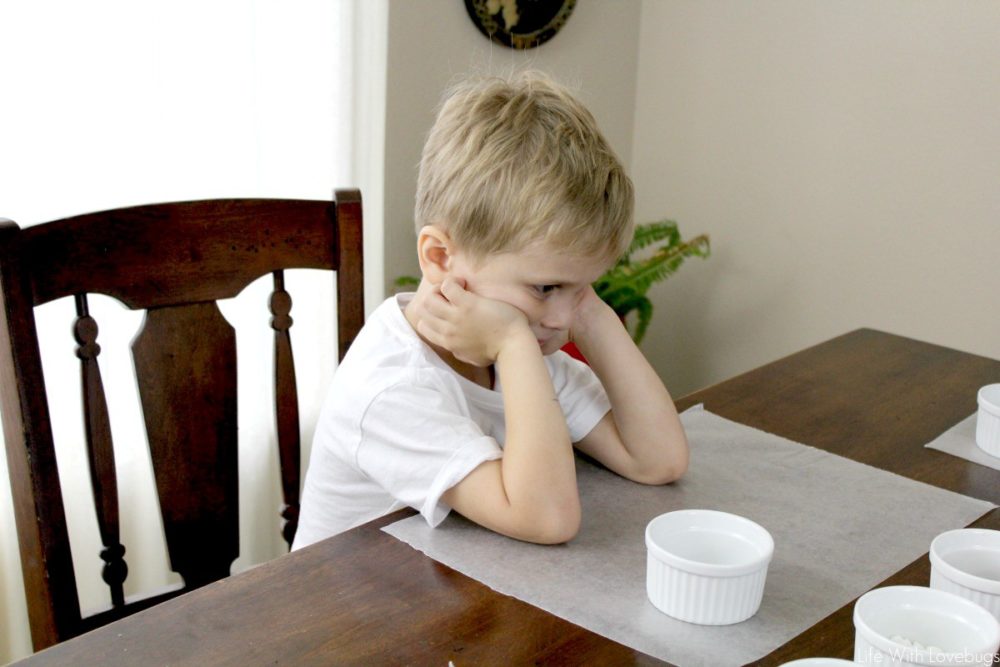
[595,220,709,343]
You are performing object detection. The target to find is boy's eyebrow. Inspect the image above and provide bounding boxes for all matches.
[527,277,572,285]
[527,271,602,285]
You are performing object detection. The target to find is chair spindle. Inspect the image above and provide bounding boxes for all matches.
[270,271,300,548]
[73,294,128,607]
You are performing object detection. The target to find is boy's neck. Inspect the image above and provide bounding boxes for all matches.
[402,289,495,390]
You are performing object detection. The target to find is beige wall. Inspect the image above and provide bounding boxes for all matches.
[383,0,642,292]
[633,1,1000,396]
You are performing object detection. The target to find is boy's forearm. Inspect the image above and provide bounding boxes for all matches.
[574,305,689,482]
[495,329,581,539]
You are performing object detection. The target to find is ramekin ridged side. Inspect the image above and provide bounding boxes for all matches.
[646,551,768,625]
[931,568,1000,623]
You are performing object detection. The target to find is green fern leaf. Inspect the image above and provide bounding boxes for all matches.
[623,221,680,261]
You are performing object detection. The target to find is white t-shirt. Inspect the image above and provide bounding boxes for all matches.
[292,293,611,550]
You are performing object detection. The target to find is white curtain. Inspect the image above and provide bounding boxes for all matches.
[0,1,375,661]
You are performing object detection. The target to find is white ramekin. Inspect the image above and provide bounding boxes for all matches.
[930,528,1000,623]
[645,509,773,625]
[976,384,1000,458]
[853,586,1000,666]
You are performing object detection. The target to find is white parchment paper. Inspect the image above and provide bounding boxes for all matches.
[383,407,995,666]
[925,413,1000,472]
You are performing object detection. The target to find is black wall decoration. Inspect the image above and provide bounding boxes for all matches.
[464,0,576,49]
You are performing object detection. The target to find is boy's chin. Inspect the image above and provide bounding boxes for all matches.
[538,338,564,356]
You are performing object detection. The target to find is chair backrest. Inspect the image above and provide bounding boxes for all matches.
[0,190,364,650]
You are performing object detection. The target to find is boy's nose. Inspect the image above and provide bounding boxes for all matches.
[541,297,574,331]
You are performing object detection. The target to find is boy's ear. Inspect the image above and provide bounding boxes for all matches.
[415,225,454,284]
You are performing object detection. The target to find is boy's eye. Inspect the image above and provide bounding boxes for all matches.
[533,284,559,296]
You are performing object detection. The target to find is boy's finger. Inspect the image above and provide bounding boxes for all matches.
[415,320,438,347]
[440,277,469,303]
[416,318,444,345]
[423,291,451,317]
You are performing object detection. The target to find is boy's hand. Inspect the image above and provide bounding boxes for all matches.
[568,285,619,345]
[417,278,531,367]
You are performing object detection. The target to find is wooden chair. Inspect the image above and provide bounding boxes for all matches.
[0,190,364,651]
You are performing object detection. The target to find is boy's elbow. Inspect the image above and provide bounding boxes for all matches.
[523,503,581,545]
[650,434,691,484]
[534,516,580,545]
[632,452,689,486]
[655,459,688,485]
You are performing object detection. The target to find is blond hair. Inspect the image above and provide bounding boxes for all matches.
[415,70,634,263]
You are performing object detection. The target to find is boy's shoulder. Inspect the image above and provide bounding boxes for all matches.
[330,293,468,397]
[337,294,426,372]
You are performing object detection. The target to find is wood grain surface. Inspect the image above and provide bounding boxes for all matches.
[15,329,1000,666]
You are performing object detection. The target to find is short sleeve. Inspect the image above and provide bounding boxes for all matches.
[356,378,502,528]
[547,351,612,442]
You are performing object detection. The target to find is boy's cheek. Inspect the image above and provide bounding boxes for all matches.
[467,283,521,309]
[491,294,539,328]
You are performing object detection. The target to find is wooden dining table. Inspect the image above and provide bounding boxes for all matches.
[14,328,1000,666]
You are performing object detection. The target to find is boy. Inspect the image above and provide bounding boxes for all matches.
[293,71,688,549]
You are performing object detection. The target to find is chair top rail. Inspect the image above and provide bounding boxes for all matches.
[20,198,337,309]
